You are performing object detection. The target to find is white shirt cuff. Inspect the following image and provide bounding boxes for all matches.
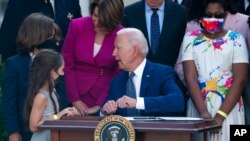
[136,97,145,110]
[99,109,106,117]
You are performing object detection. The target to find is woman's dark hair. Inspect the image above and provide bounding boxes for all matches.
[199,0,227,20]
[89,0,124,32]
[16,13,62,54]
[24,49,63,129]
[186,0,237,22]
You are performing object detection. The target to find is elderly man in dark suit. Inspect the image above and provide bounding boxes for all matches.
[122,0,186,67]
[122,0,187,115]
[101,28,184,117]
[0,0,82,61]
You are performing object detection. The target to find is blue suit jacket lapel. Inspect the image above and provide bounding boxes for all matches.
[140,60,153,97]
[18,54,32,77]
[120,72,129,98]
[115,72,129,116]
[158,0,173,53]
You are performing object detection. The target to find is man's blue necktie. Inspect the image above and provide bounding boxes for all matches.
[126,72,140,116]
[150,8,160,55]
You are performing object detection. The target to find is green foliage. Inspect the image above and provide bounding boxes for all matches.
[0,63,8,141]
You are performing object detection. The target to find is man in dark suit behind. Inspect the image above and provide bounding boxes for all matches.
[0,0,82,61]
[122,0,186,67]
[232,0,250,15]
[101,28,184,117]
[243,54,250,124]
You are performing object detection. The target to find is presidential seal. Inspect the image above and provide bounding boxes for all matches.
[94,115,135,141]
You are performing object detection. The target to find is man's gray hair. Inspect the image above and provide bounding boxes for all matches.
[117,28,149,55]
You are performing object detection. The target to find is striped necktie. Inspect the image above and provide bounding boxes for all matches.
[126,72,140,116]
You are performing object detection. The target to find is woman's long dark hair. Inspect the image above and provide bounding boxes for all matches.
[16,13,62,54]
[89,0,124,32]
[24,49,63,129]
[98,0,124,31]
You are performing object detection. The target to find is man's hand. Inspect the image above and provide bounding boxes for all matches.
[117,95,136,108]
[102,100,117,115]
[9,132,22,141]
[72,100,89,115]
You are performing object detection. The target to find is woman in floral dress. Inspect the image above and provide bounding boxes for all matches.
[182,0,248,141]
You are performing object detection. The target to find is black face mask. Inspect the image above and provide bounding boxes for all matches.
[37,38,60,50]
[54,74,64,87]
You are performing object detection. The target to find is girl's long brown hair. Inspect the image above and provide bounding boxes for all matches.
[24,50,63,129]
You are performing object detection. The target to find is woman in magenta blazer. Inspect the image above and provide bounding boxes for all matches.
[62,0,124,115]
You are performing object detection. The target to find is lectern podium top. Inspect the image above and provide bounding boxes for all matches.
[41,116,221,132]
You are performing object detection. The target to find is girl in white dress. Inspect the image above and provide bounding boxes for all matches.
[182,0,248,141]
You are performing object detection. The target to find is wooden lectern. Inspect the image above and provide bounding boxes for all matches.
[40,116,221,141]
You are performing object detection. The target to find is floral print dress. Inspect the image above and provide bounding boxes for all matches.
[182,30,248,141]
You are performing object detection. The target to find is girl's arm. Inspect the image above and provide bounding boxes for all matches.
[29,93,48,132]
[183,60,212,119]
[49,107,80,120]
[215,34,249,124]
[215,63,248,124]
[29,93,79,132]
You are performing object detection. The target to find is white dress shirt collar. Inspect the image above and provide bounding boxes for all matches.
[45,0,55,12]
[51,0,55,13]
[30,52,35,60]
[132,58,146,79]
[173,0,183,4]
[245,0,249,10]
[130,59,147,110]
